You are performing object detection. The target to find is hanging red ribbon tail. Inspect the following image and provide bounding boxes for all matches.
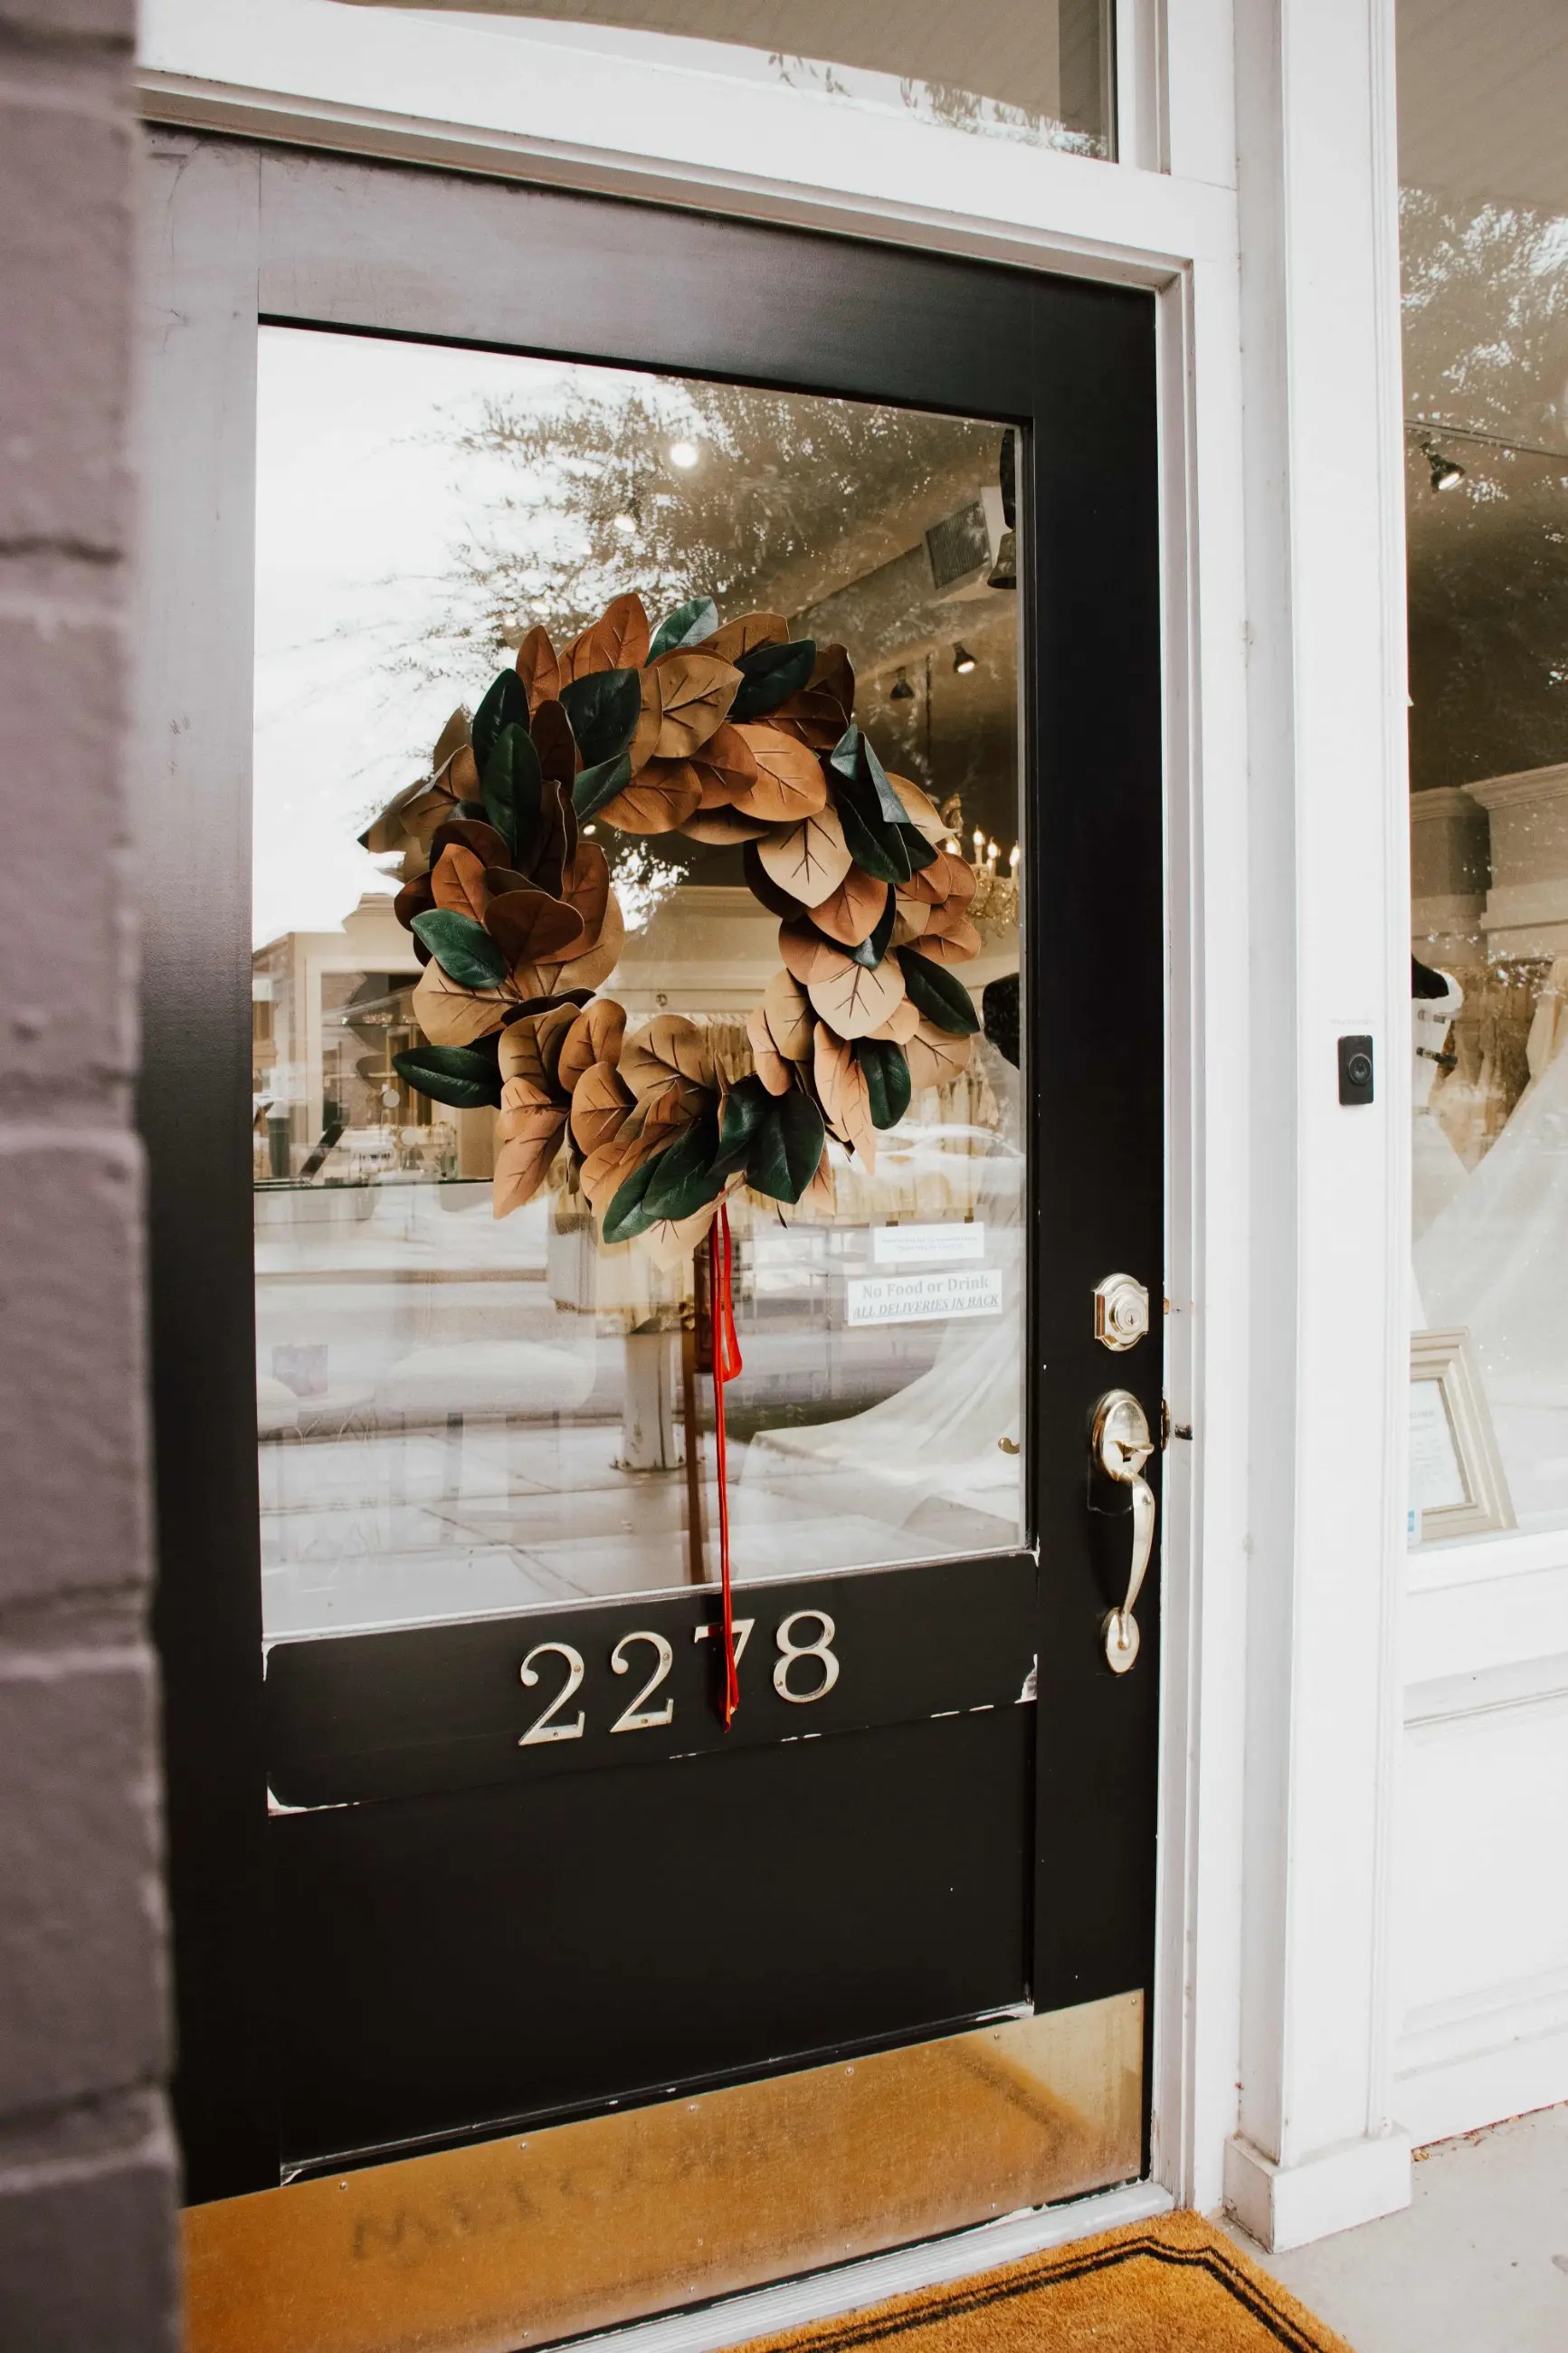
[708,1202,743,1727]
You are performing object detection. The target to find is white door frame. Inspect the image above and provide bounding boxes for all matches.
[135,0,1414,2248]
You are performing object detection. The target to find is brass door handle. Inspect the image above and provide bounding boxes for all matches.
[1090,1388,1155,1674]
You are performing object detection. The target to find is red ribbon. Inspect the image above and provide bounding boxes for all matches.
[708,1202,743,1726]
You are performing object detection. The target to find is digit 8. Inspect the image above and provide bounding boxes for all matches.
[773,1609,840,1703]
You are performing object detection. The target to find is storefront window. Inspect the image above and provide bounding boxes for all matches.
[342,2,1116,160]
[254,326,1024,1637]
[1401,7,1568,1544]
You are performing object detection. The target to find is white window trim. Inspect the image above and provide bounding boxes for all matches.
[135,0,1415,2248]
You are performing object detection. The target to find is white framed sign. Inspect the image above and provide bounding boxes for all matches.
[1408,1327,1515,1544]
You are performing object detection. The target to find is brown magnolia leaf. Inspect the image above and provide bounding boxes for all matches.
[869,996,922,1045]
[813,1024,875,1168]
[705,611,788,662]
[805,954,906,1042]
[756,802,853,903]
[432,707,471,774]
[899,846,975,907]
[430,843,489,926]
[485,886,586,971]
[742,843,808,922]
[499,1015,551,1093]
[550,890,625,993]
[431,816,511,872]
[779,920,853,988]
[641,1196,727,1272]
[746,1004,792,1096]
[917,909,982,964]
[889,774,947,844]
[631,1074,706,1141]
[580,1129,656,1215]
[800,1143,835,1214]
[639,1006,719,1087]
[529,698,579,788]
[412,959,510,1048]
[905,1021,974,1092]
[765,643,854,751]
[559,839,611,950]
[808,865,890,949]
[812,1022,851,1133]
[890,904,930,947]
[513,625,562,712]
[683,808,771,846]
[533,1000,580,1087]
[570,1059,634,1156]
[523,776,575,902]
[763,967,814,1062]
[729,727,828,823]
[557,996,625,1095]
[661,721,757,811]
[493,1091,568,1219]
[394,872,434,932]
[637,652,743,764]
[561,592,650,682]
[595,766,702,834]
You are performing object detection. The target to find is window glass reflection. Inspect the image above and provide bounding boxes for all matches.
[254,329,1024,1634]
[346,1,1115,160]
[1401,17,1568,1540]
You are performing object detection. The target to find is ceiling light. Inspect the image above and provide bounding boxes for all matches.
[1428,448,1465,492]
[667,438,701,471]
[889,666,915,700]
[987,529,1018,592]
[952,643,976,675]
[612,511,638,537]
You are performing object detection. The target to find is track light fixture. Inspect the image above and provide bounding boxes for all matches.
[952,643,976,676]
[1427,447,1466,492]
[889,666,915,700]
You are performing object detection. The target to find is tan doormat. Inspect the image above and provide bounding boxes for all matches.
[738,2213,1354,2353]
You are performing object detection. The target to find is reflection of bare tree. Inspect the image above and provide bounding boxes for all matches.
[1402,187,1568,791]
[393,378,993,710]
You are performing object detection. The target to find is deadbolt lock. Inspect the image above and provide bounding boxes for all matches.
[1093,1272,1150,1352]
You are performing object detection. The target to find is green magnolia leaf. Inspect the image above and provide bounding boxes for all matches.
[828,725,904,826]
[898,821,938,872]
[731,639,815,722]
[573,751,633,821]
[559,667,641,765]
[641,1112,724,1224]
[712,1074,774,1173]
[648,595,719,660]
[748,1090,826,1203]
[454,800,490,824]
[411,909,508,990]
[392,1040,503,1111]
[840,887,896,971]
[898,948,980,1035]
[836,788,912,885]
[483,721,543,859]
[602,1152,661,1245]
[470,669,530,776]
[856,1037,912,1129]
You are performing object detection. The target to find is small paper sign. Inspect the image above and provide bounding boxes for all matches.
[846,1267,1004,1326]
[871,1221,986,1267]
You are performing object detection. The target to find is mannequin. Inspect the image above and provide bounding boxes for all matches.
[1411,956,1468,1242]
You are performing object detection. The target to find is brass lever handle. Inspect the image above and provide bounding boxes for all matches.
[1090,1388,1155,1675]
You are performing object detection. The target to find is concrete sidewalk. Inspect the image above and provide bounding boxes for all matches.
[1226,2103,1568,2351]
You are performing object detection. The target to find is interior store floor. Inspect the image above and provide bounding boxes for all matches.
[1226,2102,1568,2352]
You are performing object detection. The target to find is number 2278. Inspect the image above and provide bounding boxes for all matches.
[518,1612,841,1747]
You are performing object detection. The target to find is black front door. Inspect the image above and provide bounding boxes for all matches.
[144,153,1163,2208]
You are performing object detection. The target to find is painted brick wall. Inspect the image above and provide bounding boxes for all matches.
[0,2,179,2345]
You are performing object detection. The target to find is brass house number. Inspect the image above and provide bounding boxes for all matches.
[518,1611,841,1747]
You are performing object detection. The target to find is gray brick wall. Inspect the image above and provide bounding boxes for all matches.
[0,1,179,2345]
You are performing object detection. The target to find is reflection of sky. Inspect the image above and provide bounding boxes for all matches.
[254,329,595,947]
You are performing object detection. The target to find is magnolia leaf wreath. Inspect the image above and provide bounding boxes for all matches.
[375,590,982,1256]
[369,590,984,1723]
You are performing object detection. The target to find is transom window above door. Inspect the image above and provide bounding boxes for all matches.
[337,1,1117,160]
